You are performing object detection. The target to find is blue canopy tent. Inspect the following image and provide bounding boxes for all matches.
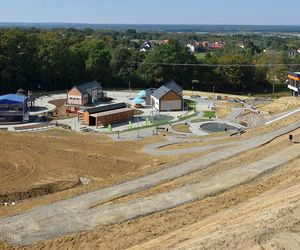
[0,94,28,112]
[137,90,146,98]
[133,97,145,104]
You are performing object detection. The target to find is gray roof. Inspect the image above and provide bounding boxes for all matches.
[85,102,127,114]
[164,81,183,94]
[152,81,183,100]
[152,86,174,100]
[76,81,102,95]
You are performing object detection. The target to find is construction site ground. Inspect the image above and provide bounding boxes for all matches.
[0,98,300,249]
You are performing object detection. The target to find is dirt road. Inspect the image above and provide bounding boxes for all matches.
[1,121,300,246]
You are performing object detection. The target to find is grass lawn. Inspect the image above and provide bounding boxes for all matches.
[203,110,216,118]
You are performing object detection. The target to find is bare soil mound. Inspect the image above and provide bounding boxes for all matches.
[259,97,300,114]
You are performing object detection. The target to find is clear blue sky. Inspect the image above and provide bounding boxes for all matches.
[0,0,299,25]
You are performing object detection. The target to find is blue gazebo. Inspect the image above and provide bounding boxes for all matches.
[0,94,28,112]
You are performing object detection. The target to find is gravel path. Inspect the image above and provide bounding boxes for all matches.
[0,121,300,246]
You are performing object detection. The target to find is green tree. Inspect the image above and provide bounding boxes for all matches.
[85,41,111,82]
[0,29,41,92]
[216,53,255,91]
[138,40,196,87]
[37,32,71,90]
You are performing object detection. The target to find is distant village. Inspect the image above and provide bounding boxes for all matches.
[137,39,226,53]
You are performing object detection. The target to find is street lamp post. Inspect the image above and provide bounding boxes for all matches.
[192,84,194,98]
[128,82,131,99]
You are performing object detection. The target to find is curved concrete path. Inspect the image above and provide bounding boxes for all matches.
[144,120,244,156]
[1,120,300,246]
[144,138,239,156]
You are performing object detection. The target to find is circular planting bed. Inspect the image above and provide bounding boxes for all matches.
[200,122,240,133]
[172,123,191,133]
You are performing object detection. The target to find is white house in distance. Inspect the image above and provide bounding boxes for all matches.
[67,81,105,106]
[187,44,196,53]
[151,81,183,111]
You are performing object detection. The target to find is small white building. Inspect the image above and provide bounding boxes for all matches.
[151,81,183,111]
[187,44,196,53]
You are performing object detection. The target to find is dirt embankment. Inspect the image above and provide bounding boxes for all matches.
[1,112,300,249]
[0,129,202,218]
[0,178,80,204]
[17,157,300,250]
[95,129,300,206]
[258,96,300,114]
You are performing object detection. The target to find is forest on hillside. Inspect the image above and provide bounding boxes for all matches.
[1,27,300,94]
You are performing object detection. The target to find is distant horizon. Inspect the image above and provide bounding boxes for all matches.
[1,22,300,27]
[2,22,300,34]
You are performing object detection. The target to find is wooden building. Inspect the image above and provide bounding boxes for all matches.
[67,81,106,106]
[90,108,133,127]
[151,81,183,111]
[79,103,134,126]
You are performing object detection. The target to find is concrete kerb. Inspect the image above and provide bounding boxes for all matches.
[265,108,300,125]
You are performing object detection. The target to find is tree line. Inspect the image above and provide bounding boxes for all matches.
[1,28,299,94]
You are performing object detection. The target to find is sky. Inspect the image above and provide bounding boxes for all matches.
[0,0,300,25]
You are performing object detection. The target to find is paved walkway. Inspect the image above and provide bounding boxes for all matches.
[224,108,244,122]
[0,120,300,246]
[29,94,66,116]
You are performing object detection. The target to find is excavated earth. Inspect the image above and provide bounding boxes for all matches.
[0,114,300,249]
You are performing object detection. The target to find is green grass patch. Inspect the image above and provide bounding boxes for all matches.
[203,110,216,118]
[184,99,197,111]
[125,112,198,132]
[194,52,215,62]
[177,112,198,121]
